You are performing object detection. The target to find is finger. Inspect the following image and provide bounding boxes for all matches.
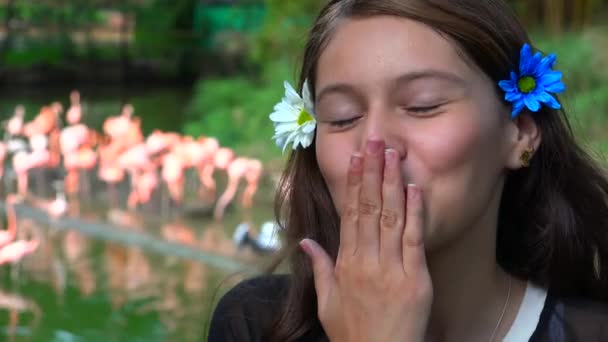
[356,139,385,259]
[379,149,406,266]
[338,153,363,259]
[402,184,428,275]
[300,238,335,306]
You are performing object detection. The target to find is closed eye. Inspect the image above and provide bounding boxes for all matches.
[330,117,360,128]
[408,104,441,114]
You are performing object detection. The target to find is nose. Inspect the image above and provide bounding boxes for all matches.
[359,109,407,158]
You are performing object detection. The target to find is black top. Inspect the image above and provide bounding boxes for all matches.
[208,275,608,341]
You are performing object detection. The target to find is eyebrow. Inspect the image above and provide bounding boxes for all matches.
[316,69,467,103]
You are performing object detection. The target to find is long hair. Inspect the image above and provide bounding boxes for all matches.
[267,1,608,340]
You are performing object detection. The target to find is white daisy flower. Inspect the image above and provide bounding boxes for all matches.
[269,80,316,152]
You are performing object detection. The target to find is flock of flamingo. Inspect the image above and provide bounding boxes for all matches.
[0,90,269,267]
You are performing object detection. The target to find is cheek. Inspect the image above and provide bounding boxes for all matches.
[413,117,482,173]
[409,98,509,178]
[316,134,356,212]
[408,111,506,248]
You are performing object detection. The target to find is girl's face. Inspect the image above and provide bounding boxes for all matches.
[315,16,524,250]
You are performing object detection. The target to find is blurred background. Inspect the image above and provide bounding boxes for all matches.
[0,0,606,341]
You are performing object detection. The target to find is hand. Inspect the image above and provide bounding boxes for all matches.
[300,139,433,342]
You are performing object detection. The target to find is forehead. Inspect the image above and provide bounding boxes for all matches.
[316,16,473,90]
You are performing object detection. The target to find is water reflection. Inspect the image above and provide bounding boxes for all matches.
[0,196,271,340]
[0,288,41,342]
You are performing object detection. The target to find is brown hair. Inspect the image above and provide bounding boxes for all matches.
[268,0,608,340]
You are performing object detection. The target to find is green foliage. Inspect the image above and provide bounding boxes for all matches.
[183,0,323,161]
[532,29,608,160]
[533,31,606,91]
[507,0,606,31]
[568,85,608,158]
[249,0,323,66]
[0,2,104,27]
[4,41,65,66]
[183,76,285,160]
[0,0,202,76]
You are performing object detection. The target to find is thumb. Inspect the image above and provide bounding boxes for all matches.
[300,238,335,302]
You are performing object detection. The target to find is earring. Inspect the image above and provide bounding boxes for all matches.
[520,148,534,167]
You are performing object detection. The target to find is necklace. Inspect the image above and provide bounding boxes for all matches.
[487,276,512,342]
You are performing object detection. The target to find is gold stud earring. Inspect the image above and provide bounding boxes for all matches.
[520,148,534,167]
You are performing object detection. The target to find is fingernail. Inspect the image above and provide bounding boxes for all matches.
[407,183,419,200]
[384,149,396,166]
[350,153,362,171]
[299,239,312,255]
[366,139,383,154]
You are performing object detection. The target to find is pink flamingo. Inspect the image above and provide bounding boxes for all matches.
[98,142,126,207]
[0,194,39,265]
[0,141,6,180]
[145,130,180,157]
[47,128,62,169]
[0,195,20,248]
[76,145,98,195]
[63,152,81,196]
[32,131,60,174]
[241,159,262,208]
[30,132,58,193]
[118,116,144,149]
[63,146,97,196]
[102,104,138,143]
[25,181,68,219]
[11,152,30,196]
[60,124,89,155]
[4,105,25,137]
[61,124,99,196]
[22,105,57,138]
[66,90,82,125]
[128,170,158,209]
[213,157,263,220]
[117,143,157,210]
[199,146,234,202]
[98,106,143,202]
[12,141,51,196]
[0,240,40,265]
[117,143,155,172]
[161,152,186,206]
[196,137,220,198]
[78,145,97,175]
[173,136,219,200]
[39,102,64,170]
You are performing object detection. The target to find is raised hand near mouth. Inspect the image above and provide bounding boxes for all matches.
[300,139,433,342]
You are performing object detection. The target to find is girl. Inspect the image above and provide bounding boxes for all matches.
[209,0,608,341]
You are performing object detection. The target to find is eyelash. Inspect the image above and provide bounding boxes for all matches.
[407,104,441,114]
[327,104,441,127]
[330,117,359,128]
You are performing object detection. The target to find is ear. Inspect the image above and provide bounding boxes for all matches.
[505,112,541,170]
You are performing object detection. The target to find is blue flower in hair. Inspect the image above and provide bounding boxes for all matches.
[498,43,566,118]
